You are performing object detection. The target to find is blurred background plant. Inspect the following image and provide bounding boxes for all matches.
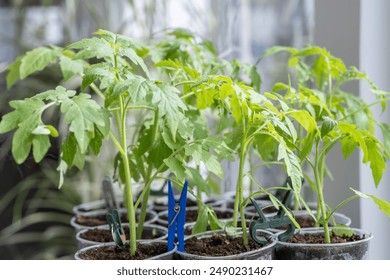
[0,0,313,259]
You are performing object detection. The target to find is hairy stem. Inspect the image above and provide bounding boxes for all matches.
[314,142,330,243]
[136,110,159,239]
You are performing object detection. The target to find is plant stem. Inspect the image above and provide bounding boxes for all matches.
[119,96,137,255]
[233,119,249,246]
[338,96,390,122]
[326,195,359,222]
[136,109,159,239]
[314,142,330,243]
[90,83,105,100]
[112,40,137,255]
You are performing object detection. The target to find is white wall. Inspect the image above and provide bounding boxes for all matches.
[314,0,361,227]
[360,0,390,260]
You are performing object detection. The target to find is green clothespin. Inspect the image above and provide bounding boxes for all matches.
[106,209,126,249]
[249,190,296,245]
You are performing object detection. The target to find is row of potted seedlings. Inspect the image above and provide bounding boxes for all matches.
[1,29,390,260]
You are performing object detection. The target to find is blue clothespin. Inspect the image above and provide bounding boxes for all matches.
[168,180,188,252]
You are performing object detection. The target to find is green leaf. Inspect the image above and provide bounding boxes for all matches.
[209,209,226,230]
[151,83,187,139]
[127,156,141,183]
[288,110,318,134]
[369,195,390,217]
[338,122,368,162]
[230,94,242,124]
[299,130,316,161]
[73,148,86,170]
[351,188,390,218]
[191,206,208,234]
[0,110,21,133]
[58,90,108,153]
[68,37,113,60]
[285,116,297,142]
[82,63,114,90]
[163,157,186,182]
[5,98,45,163]
[253,133,278,161]
[202,137,235,161]
[93,29,116,41]
[378,122,390,158]
[365,137,386,187]
[342,93,374,132]
[6,56,22,89]
[340,135,358,159]
[32,134,51,162]
[59,55,84,80]
[169,28,195,39]
[147,137,172,170]
[12,123,33,164]
[89,130,103,156]
[113,76,149,104]
[332,227,354,237]
[20,47,58,79]
[62,134,78,167]
[259,46,298,61]
[294,45,326,58]
[184,144,203,165]
[57,160,68,188]
[202,151,223,178]
[119,48,150,78]
[154,59,181,70]
[186,167,210,196]
[206,176,221,195]
[278,140,302,194]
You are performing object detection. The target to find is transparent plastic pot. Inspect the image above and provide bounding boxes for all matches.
[76,223,168,249]
[72,198,123,215]
[156,206,234,226]
[250,210,352,234]
[275,227,373,260]
[70,208,158,233]
[175,229,277,260]
[74,240,176,260]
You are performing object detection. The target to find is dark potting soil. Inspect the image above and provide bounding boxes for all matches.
[161,209,232,224]
[154,198,197,209]
[79,243,167,260]
[184,235,263,257]
[276,216,322,230]
[287,232,364,244]
[80,227,164,242]
[75,212,153,227]
[185,221,250,236]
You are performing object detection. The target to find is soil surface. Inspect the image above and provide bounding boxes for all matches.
[274,215,327,230]
[80,227,164,242]
[79,243,167,260]
[287,232,364,244]
[76,212,153,227]
[184,235,263,257]
[160,209,233,224]
[154,198,197,209]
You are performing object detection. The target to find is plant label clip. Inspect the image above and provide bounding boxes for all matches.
[167,179,188,252]
[249,189,296,245]
[102,176,118,212]
[106,209,126,249]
